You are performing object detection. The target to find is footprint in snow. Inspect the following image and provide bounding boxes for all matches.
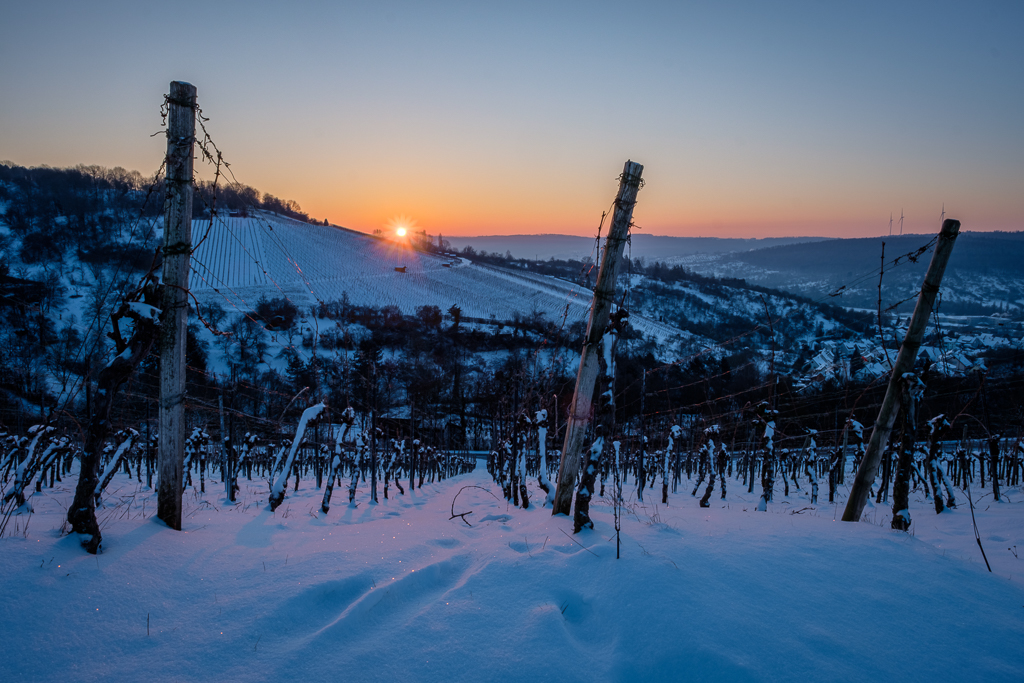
[478,514,513,523]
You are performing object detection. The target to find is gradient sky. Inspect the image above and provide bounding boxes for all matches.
[2,1,1022,238]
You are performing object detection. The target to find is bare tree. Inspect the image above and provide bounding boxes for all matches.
[68,269,162,553]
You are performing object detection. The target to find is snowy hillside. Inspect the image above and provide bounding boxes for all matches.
[188,213,899,371]
[189,212,688,346]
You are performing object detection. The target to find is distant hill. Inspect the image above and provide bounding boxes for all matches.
[667,231,1024,315]
[445,234,826,261]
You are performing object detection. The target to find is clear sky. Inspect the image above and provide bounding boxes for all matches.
[2,1,1022,238]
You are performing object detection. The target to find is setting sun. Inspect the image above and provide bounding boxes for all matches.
[386,214,418,240]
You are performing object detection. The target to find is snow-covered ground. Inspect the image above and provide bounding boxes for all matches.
[2,465,1022,682]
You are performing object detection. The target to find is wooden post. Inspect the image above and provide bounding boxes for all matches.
[552,160,643,516]
[157,81,196,530]
[219,390,235,501]
[842,219,960,522]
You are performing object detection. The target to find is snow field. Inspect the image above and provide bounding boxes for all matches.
[2,465,1023,682]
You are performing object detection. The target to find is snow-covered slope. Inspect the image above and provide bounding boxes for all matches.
[189,213,687,346]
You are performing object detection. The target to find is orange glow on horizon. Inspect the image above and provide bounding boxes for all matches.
[284,167,1021,241]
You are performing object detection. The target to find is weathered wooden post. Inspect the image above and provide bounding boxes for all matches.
[552,160,644,517]
[219,390,236,501]
[843,218,960,522]
[157,81,196,530]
